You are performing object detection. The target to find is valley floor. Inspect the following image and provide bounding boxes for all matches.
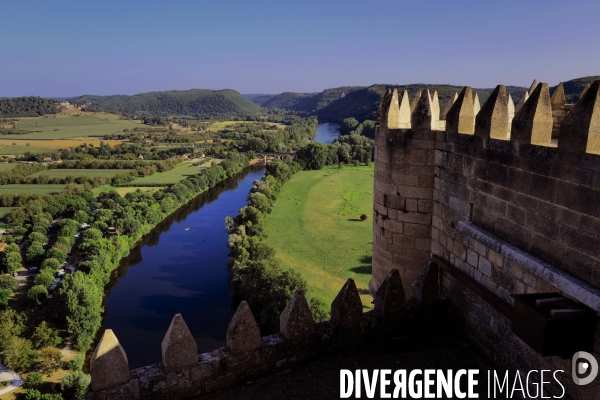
[264,164,374,308]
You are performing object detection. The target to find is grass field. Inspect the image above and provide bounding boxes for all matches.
[264,165,374,309]
[126,161,214,186]
[0,163,16,171]
[0,184,66,195]
[0,138,124,155]
[29,168,131,179]
[0,207,16,218]
[9,113,141,140]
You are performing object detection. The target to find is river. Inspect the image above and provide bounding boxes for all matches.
[102,166,265,369]
[314,122,341,144]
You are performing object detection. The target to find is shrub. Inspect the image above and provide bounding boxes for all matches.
[360,213,368,221]
[0,275,18,291]
[24,371,44,389]
[60,371,90,400]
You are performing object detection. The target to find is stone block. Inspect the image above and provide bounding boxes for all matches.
[90,329,131,392]
[330,279,363,329]
[280,289,315,340]
[374,269,406,319]
[227,301,261,355]
[161,314,198,373]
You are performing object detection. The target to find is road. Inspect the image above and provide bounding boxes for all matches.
[0,362,21,396]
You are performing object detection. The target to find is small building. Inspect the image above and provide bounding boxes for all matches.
[0,243,6,252]
[138,154,144,160]
[106,227,118,237]
[43,157,53,163]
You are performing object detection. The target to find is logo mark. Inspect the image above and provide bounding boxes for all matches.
[572,351,598,385]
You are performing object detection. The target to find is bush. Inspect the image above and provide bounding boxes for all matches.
[360,213,368,221]
[0,288,11,307]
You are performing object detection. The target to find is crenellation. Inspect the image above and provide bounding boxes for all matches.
[475,85,509,139]
[511,82,553,146]
[445,86,475,134]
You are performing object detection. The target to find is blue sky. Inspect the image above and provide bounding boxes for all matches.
[1,0,598,96]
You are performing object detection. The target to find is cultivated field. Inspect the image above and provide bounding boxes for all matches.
[0,139,124,155]
[0,184,66,195]
[264,165,374,308]
[0,207,16,218]
[29,168,131,179]
[92,186,162,196]
[0,163,17,171]
[8,113,141,140]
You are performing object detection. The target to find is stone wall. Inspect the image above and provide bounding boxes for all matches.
[373,80,600,399]
[87,273,407,399]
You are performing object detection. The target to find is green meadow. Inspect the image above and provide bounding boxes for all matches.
[126,162,205,186]
[8,113,140,140]
[264,165,374,309]
[0,184,66,195]
[29,169,131,179]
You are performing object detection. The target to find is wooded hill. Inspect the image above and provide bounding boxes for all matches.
[73,89,262,119]
[251,76,599,123]
[0,97,60,118]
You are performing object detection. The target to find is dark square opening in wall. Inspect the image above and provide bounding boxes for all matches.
[511,293,597,359]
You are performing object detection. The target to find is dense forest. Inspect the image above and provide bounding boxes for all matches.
[73,89,262,119]
[0,97,60,118]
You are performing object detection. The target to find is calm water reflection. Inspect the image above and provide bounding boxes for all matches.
[102,166,265,368]
[314,123,341,144]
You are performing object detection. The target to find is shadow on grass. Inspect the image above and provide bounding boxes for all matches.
[347,218,363,222]
[350,265,372,274]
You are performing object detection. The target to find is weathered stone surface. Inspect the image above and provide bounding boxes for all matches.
[280,289,315,339]
[551,82,565,109]
[410,90,421,114]
[411,90,433,130]
[507,94,515,124]
[580,83,591,101]
[376,89,392,126]
[90,329,131,392]
[528,79,538,94]
[161,314,198,373]
[227,301,261,354]
[558,80,600,154]
[374,269,405,319]
[473,91,481,117]
[475,85,509,139]
[411,262,438,308]
[446,86,474,134]
[442,92,458,120]
[431,91,440,121]
[511,82,553,146]
[515,90,529,113]
[330,279,363,328]
[386,89,411,129]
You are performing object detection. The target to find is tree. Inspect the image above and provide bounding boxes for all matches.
[0,275,18,291]
[45,247,66,263]
[4,336,35,372]
[36,269,56,287]
[0,288,11,307]
[60,371,90,400]
[24,372,44,389]
[32,321,61,349]
[82,228,102,241]
[0,309,26,351]
[40,347,62,374]
[59,272,103,352]
[296,142,328,170]
[40,258,61,271]
[27,243,45,264]
[28,284,48,305]
[28,232,47,244]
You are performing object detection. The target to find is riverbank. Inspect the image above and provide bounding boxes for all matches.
[100,165,265,368]
[264,164,374,307]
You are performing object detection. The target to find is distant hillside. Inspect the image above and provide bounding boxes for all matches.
[243,94,276,106]
[550,76,600,104]
[0,96,60,118]
[263,86,364,113]
[75,89,262,118]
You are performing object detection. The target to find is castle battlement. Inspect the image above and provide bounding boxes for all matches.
[372,79,600,399]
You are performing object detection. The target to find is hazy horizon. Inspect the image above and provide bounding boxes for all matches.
[2,0,599,97]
